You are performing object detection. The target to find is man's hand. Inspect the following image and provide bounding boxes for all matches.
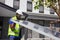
[14,30,19,34]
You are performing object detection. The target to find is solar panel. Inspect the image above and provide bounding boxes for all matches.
[11,19,60,40]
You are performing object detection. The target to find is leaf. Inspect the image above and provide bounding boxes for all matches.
[36,2,38,4]
[34,5,39,9]
[48,0,51,2]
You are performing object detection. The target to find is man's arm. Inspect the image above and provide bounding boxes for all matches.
[9,19,19,34]
[9,19,15,31]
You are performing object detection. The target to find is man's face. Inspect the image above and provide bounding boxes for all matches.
[16,13,21,20]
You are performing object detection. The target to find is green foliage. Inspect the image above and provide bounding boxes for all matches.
[48,0,51,2]
[32,0,60,18]
[34,5,39,9]
[33,0,44,9]
[32,0,57,9]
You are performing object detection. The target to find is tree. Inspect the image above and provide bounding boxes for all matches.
[32,0,60,30]
[32,0,60,31]
[32,0,60,19]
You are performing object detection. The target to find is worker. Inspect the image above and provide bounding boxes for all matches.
[8,9,23,40]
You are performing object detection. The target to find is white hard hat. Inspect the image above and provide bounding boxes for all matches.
[16,9,23,15]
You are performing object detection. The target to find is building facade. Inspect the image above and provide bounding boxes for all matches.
[0,0,60,40]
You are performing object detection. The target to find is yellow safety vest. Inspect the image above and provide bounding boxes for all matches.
[8,16,20,36]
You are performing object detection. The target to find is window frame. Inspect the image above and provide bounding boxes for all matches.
[27,1,32,12]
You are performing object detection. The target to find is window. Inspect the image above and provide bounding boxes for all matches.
[27,1,32,12]
[50,8,54,14]
[54,23,60,27]
[39,0,44,13]
[28,29,32,38]
[39,5,44,13]
[43,20,50,27]
[13,0,20,9]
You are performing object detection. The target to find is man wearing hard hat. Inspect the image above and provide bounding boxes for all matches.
[8,9,23,40]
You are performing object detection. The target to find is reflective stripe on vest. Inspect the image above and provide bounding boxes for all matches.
[8,16,20,36]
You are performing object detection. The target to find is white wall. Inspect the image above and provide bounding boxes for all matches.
[19,0,27,12]
[44,7,50,15]
[4,0,57,15]
[55,12,57,15]
[5,0,13,7]
[32,0,39,13]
